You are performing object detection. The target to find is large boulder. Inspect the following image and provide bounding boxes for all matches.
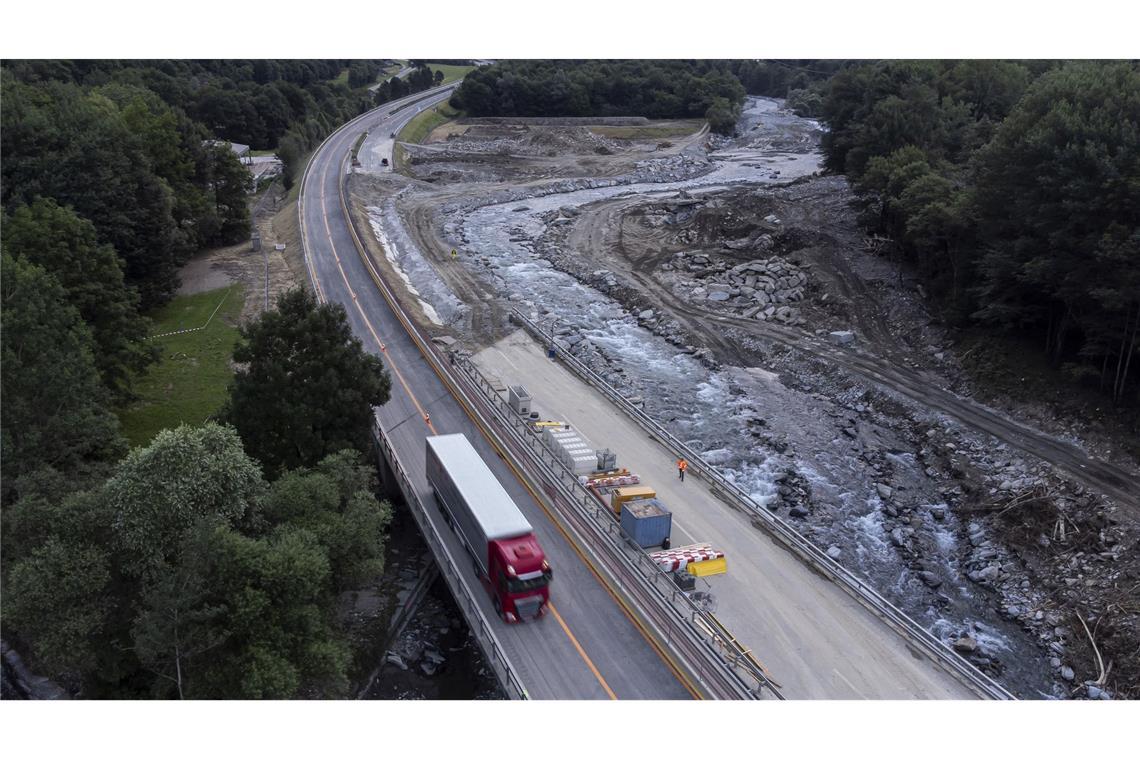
[828,331,855,346]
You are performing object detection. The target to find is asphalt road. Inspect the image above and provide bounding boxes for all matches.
[298,88,692,700]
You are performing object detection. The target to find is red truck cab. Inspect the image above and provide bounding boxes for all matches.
[489,533,552,622]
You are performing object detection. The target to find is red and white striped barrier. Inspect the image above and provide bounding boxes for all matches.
[649,543,725,573]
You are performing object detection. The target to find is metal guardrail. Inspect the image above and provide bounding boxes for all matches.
[298,82,531,700]
[510,308,1016,701]
[371,416,529,700]
[451,352,779,699]
[297,83,459,302]
[332,148,767,699]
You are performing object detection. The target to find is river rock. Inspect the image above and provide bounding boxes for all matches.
[826,546,842,560]
[953,635,978,654]
[1061,666,1075,682]
[829,331,855,346]
[876,483,893,500]
[918,571,942,588]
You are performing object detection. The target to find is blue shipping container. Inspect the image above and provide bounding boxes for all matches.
[621,498,672,548]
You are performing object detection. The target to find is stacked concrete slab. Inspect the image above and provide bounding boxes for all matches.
[542,425,598,475]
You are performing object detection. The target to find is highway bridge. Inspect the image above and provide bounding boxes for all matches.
[297,85,1010,700]
[299,85,772,699]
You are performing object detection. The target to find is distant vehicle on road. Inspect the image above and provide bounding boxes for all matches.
[426,433,552,622]
[381,157,389,166]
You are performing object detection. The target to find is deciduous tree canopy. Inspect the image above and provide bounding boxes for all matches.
[820,60,1139,402]
[450,60,746,134]
[222,288,392,477]
[3,422,391,698]
[2,198,157,399]
[0,252,126,502]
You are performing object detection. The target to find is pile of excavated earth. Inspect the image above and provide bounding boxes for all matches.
[350,98,1140,699]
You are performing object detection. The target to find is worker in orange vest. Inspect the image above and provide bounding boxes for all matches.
[677,458,688,482]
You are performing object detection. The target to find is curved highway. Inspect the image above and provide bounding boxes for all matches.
[298,87,693,699]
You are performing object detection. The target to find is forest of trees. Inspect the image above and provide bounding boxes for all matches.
[450,60,747,134]
[1,283,394,697]
[820,60,1139,403]
[2,58,401,697]
[372,61,444,106]
[727,59,851,116]
[4,60,391,205]
[3,57,1137,698]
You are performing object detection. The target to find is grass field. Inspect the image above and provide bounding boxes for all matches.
[426,63,475,85]
[378,61,406,81]
[399,102,462,145]
[588,120,706,139]
[118,285,245,447]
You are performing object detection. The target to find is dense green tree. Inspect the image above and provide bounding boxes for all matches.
[222,288,391,478]
[203,142,253,243]
[450,60,746,134]
[821,59,1138,402]
[972,61,1140,398]
[184,522,351,698]
[1,76,183,307]
[4,538,112,675]
[705,97,741,136]
[940,60,1031,124]
[346,62,375,90]
[103,423,266,578]
[129,522,229,698]
[0,252,125,503]
[2,198,158,399]
[263,450,392,590]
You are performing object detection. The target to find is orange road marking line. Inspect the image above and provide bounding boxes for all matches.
[548,602,617,700]
[309,141,667,699]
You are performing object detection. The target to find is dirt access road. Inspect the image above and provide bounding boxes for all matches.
[562,192,1140,516]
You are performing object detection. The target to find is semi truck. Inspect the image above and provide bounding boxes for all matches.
[426,433,552,622]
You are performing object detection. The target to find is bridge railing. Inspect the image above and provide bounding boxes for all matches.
[333,164,767,699]
[372,416,529,700]
[509,308,1015,701]
[450,351,779,699]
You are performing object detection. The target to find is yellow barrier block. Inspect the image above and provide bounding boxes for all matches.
[687,557,727,577]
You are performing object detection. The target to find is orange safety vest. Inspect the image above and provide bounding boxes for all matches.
[678,459,687,471]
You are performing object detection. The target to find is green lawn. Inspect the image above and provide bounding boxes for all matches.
[589,120,706,139]
[378,61,406,81]
[398,102,462,145]
[118,285,245,447]
[426,63,475,86]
